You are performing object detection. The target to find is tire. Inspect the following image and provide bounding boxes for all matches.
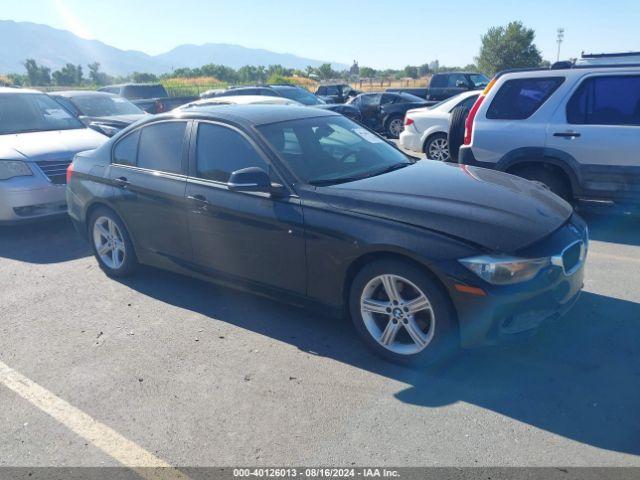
[447,106,470,163]
[89,207,138,277]
[385,116,404,139]
[349,259,458,365]
[511,165,573,203]
[423,133,450,161]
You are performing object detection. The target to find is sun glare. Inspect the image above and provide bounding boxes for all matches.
[52,0,92,39]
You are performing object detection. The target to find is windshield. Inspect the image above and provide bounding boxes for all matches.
[258,116,411,185]
[0,93,85,135]
[274,87,325,105]
[72,95,144,117]
[469,74,490,87]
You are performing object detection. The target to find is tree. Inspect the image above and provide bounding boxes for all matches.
[359,66,377,79]
[429,60,439,73]
[317,63,336,80]
[130,71,157,83]
[403,65,418,79]
[24,59,51,85]
[417,63,430,77]
[88,62,111,86]
[476,21,542,76]
[52,63,83,86]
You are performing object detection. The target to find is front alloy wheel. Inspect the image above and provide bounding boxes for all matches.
[349,259,458,364]
[360,274,435,355]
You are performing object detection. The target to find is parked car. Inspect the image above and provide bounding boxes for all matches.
[426,72,490,102]
[67,105,587,364]
[50,91,148,137]
[178,95,302,109]
[201,86,280,99]
[199,84,362,122]
[348,92,428,138]
[98,83,198,114]
[0,88,106,224]
[399,91,480,160]
[386,87,432,101]
[456,62,640,213]
[315,83,361,103]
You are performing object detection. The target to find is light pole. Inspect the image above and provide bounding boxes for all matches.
[556,28,565,62]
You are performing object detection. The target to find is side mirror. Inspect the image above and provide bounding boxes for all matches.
[228,167,281,195]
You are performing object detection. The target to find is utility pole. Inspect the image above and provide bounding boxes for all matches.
[556,28,565,62]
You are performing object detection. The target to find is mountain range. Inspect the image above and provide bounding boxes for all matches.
[0,20,347,76]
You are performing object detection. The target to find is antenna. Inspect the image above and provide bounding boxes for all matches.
[556,28,565,62]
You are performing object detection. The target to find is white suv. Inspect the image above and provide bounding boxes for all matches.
[458,60,640,213]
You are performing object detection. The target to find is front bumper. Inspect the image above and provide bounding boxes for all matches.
[0,182,67,223]
[436,217,588,347]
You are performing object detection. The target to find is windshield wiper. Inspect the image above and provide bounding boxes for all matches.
[309,163,411,186]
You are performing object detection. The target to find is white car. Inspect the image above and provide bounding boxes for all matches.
[0,88,107,224]
[399,91,479,161]
[178,95,302,110]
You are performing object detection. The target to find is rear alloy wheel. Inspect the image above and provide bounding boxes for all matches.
[424,133,450,161]
[350,259,457,364]
[90,208,138,277]
[386,117,404,138]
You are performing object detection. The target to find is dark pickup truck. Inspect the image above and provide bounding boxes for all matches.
[388,72,490,102]
[98,83,197,114]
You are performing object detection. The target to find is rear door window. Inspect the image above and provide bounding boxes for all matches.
[113,130,140,166]
[137,121,187,174]
[450,94,479,112]
[430,75,446,88]
[487,77,564,120]
[566,75,640,125]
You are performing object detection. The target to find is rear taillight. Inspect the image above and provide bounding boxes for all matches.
[66,162,74,184]
[404,117,414,126]
[463,96,484,145]
[463,77,498,145]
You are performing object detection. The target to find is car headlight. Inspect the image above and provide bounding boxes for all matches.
[459,255,550,285]
[0,160,33,180]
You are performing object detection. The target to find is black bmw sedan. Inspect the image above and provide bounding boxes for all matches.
[66,105,587,364]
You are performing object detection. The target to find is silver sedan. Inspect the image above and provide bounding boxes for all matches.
[0,88,106,224]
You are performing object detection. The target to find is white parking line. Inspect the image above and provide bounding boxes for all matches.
[0,360,190,480]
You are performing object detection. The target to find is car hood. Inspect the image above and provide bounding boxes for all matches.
[0,128,107,162]
[82,114,147,126]
[319,161,572,253]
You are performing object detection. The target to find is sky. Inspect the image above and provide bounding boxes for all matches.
[2,0,640,69]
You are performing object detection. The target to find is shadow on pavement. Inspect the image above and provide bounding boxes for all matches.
[582,212,640,246]
[118,266,640,457]
[0,217,91,264]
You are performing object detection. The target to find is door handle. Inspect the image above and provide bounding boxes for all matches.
[114,176,130,188]
[553,131,581,138]
[187,194,210,205]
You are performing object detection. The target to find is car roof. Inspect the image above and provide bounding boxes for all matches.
[183,95,301,107]
[51,90,118,98]
[102,83,162,87]
[0,87,42,94]
[163,104,338,126]
[433,71,483,76]
[497,65,640,80]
